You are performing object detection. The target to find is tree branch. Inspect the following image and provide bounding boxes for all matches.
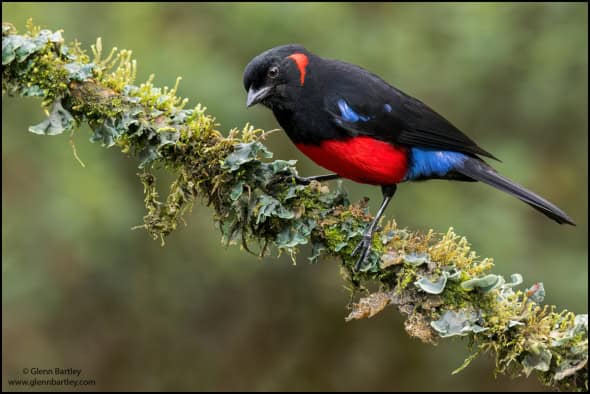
[2,21,587,391]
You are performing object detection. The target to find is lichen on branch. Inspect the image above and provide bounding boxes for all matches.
[2,21,587,391]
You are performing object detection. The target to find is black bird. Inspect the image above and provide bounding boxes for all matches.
[243,44,575,270]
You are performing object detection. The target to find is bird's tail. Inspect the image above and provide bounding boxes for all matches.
[455,158,575,225]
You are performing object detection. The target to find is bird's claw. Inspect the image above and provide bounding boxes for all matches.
[352,234,374,271]
[292,175,312,185]
[267,173,311,189]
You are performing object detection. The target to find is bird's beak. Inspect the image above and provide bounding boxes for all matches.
[246,86,271,107]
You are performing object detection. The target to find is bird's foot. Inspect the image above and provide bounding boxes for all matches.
[267,173,312,190]
[289,174,340,185]
[352,232,375,271]
[291,175,314,185]
[268,173,340,190]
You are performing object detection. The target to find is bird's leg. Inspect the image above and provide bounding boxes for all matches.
[293,173,340,185]
[352,184,397,271]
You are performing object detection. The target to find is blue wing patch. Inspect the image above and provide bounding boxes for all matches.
[337,99,370,122]
[405,148,467,180]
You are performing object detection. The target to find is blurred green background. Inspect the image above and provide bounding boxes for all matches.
[2,2,587,391]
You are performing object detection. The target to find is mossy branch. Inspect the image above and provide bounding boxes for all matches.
[2,22,587,391]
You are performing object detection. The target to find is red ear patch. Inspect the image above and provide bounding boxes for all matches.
[288,53,309,86]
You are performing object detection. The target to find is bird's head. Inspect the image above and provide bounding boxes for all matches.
[243,44,312,110]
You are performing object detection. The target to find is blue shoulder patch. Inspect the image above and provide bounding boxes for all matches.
[405,148,467,180]
[337,99,370,122]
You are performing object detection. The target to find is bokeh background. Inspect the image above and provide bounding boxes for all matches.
[2,3,587,391]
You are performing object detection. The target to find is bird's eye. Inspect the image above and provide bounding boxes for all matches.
[267,66,279,79]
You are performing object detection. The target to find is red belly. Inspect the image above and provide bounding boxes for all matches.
[295,136,409,185]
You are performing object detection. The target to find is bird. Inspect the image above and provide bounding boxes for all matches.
[243,44,575,271]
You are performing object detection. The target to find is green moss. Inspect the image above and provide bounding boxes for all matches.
[396,265,418,292]
[439,281,474,309]
[3,44,69,105]
[323,225,348,252]
[68,81,122,119]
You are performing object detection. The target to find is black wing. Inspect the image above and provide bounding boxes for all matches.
[321,60,499,161]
